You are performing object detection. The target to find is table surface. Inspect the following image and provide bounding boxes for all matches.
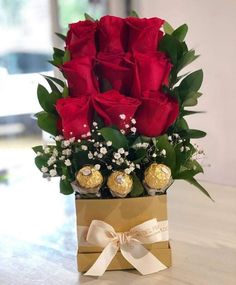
[0,149,236,285]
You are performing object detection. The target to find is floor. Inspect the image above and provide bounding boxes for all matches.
[0,137,236,284]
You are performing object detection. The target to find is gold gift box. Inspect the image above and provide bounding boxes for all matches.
[75,195,172,272]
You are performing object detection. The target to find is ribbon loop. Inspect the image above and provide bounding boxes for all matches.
[81,218,169,276]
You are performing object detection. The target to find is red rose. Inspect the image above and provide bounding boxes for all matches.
[131,51,171,98]
[61,57,99,97]
[56,96,93,140]
[98,16,127,53]
[96,52,134,95]
[93,90,141,130]
[126,17,164,53]
[66,20,97,58]
[135,91,179,137]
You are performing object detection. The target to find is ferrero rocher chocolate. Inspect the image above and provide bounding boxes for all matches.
[107,171,133,198]
[73,165,103,195]
[144,163,172,195]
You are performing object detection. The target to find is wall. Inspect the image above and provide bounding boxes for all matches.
[131,0,236,186]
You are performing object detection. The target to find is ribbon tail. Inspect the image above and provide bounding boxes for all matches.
[84,242,119,276]
[121,243,167,275]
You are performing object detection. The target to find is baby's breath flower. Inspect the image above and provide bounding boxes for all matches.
[100,147,107,154]
[62,149,72,156]
[125,151,129,156]
[131,127,137,133]
[97,153,103,158]
[160,149,166,156]
[107,165,112,170]
[88,152,93,159]
[180,146,184,152]
[36,152,42,156]
[47,156,56,166]
[120,129,125,134]
[124,168,132,174]
[63,140,70,147]
[83,124,87,128]
[114,153,121,159]
[61,175,66,180]
[136,164,141,169]
[152,153,157,158]
[92,121,98,127]
[106,141,112,146]
[94,164,101,170]
[118,148,125,154]
[53,149,58,156]
[87,132,91,137]
[119,114,126,120]
[41,166,48,173]
[69,137,75,143]
[94,151,98,156]
[81,145,88,151]
[49,169,57,177]
[65,159,71,166]
[55,135,63,141]
[44,147,50,154]
[131,118,136,124]
[125,124,129,129]
[59,156,65,161]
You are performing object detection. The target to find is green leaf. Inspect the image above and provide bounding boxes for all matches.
[62,49,70,64]
[175,50,199,74]
[159,34,183,64]
[44,75,65,88]
[186,129,206,138]
[186,177,214,201]
[163,21,174,35]
[155,134,176,172]
[37,111,58,136]
[32,145,44,154]
[99,127,129,149]
[37,84,52,113]
[34,155,48,170]
[130,173,144,197]
[172,24,188,41]
[182,110,205,116]
[176,117,189,130]
[53,47,65,57]
[42,75,61,94]
[55,32,66,41]
[60,179,74,195]
[130,10,139,17]
[179,69,203,94]
[37,84,61,113]
[84,13,95,21]
[62,85,69,97]
[182,97,198,107]
[132,148,147,163]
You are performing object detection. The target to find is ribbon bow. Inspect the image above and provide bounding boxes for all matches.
[82,218,169,276]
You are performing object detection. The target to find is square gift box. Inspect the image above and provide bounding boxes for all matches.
[75,194,172,272]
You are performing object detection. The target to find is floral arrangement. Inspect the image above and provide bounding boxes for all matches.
[33,12,212,200]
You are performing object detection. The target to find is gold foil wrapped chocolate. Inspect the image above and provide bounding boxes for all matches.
[144,163,172,195]
[72,165,103,197]
[107,171,133,198]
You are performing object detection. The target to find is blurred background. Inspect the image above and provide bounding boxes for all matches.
[0,0,235,283]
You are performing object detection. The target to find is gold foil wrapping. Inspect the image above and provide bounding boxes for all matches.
[144,163,172,195]
[107,171,133,198]
[72,165,103,196]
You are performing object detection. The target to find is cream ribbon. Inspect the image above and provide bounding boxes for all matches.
[78,218,169,276]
